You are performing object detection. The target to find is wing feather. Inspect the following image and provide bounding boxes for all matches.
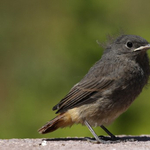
[53,77,114,113]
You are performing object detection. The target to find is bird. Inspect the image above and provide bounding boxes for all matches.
[38,35,150,143]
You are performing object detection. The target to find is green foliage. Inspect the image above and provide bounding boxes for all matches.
[0,0,150,138]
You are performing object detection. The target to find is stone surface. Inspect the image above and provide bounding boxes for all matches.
[0,135,150,150]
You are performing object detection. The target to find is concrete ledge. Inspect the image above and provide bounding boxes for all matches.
[0,135,150,150]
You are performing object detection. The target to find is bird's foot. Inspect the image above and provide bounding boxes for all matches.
[85,136,137,144]
[85,135,121,144]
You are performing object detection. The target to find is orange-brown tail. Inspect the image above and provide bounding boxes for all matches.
[38,112,74,134]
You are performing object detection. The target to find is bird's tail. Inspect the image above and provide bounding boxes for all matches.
[38,112,74,134]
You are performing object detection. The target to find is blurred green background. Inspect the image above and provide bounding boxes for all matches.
[0,0,150,139]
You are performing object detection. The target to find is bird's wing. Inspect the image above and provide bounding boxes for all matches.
[53,76,114,114]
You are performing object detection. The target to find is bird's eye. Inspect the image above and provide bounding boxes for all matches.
[126,42,133,48]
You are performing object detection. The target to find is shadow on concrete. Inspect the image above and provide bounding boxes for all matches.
[44,135,150,142]
[117,136,150,142]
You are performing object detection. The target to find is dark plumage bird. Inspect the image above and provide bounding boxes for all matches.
[38,35,150,143]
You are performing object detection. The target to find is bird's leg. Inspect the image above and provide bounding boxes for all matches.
[101,125,137,142]
[84,120,104,143]
[100,125,117,140]
[84,120,121,143]
[84,120,119,143]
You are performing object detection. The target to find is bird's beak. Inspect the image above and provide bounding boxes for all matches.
[134,44,150,51]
